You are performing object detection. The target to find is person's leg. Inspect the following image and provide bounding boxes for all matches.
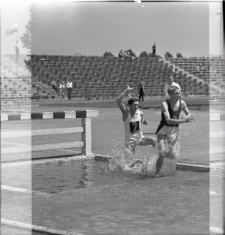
[128,136,157,168]
[55,88,60,100]
[155,135,167,176]
[61,90,65,100]
[52,86,58,99]
[67,89,70,100]
[167,128,180,160]
[124,144,136,166]
[139,136,157,147]
[69,88,72,100]
[59,89,62,100]
[140,89,143,102]
[171,141,180,160]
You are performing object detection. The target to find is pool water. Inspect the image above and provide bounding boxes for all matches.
[2,156,177,195]
[31,159,145,194]
[31,156,177,194]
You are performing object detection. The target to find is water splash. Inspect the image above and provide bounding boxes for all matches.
[105,140,178,177]
[108,146,134,172]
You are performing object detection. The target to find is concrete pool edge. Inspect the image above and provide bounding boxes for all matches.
[1,219,83,235]
[2,153,212,173]
[2,154,96,167]
[95,155,211,172]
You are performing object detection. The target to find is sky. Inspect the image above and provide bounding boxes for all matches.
[1,1,223,58]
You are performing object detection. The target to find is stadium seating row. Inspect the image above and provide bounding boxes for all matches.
[1,55,224,108]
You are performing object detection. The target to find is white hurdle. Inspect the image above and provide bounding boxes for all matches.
[1,110,99,158]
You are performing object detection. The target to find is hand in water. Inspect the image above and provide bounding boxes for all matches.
[129,159,143,168]
[142,120,149,125]
[181,114,197,122]
[186,114,197,122]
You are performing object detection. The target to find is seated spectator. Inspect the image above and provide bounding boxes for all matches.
[209,62,216,73]
[192,63,202,76]
[127,51,131,60]
[210,62,214,70]
[200,63,206,74]
[164,76,181,99]
[124,50,128,59]
[118,50,124,59]
[171,66,176,74]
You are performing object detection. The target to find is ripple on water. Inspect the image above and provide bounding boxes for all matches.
[31,151,177,194]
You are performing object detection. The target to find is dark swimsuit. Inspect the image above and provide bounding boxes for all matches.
[156,100,182,134]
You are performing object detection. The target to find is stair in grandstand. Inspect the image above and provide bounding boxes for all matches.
[1,55,31,112]
[167,56,225,96]
[30,55,215,99]
[2,54,224,102]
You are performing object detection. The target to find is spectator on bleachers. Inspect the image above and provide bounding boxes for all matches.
[174,68,178,78]
[152,44,156,57]
[164,76,181,99]
[51,78,59,99]
[209,62,215,71]
[124,50,128,59]
[66,78,73,100]
[169,66,177,77]
[127,51,132,60]
[200,63,206,74]
[63,81,68,99]
[138,79,145,102]
[118,50,124,60]
[171,66,176,74]
[192,63,202,76]
[59,81,66,101]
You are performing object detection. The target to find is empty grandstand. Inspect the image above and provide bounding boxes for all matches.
[1,54,225,108]
[30,55,224,100]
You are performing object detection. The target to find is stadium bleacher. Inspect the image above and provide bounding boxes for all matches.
[30,55,224,99]
[1,54,224,111]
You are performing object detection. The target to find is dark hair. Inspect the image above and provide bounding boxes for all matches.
[128,98,138,105]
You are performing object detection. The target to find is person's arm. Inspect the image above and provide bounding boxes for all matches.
[181,100,193,120]
[142,84,145,93]
[116,86,134,113]
[162,102,195,124]
[140,111,148,125]
[164,84,168,97]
